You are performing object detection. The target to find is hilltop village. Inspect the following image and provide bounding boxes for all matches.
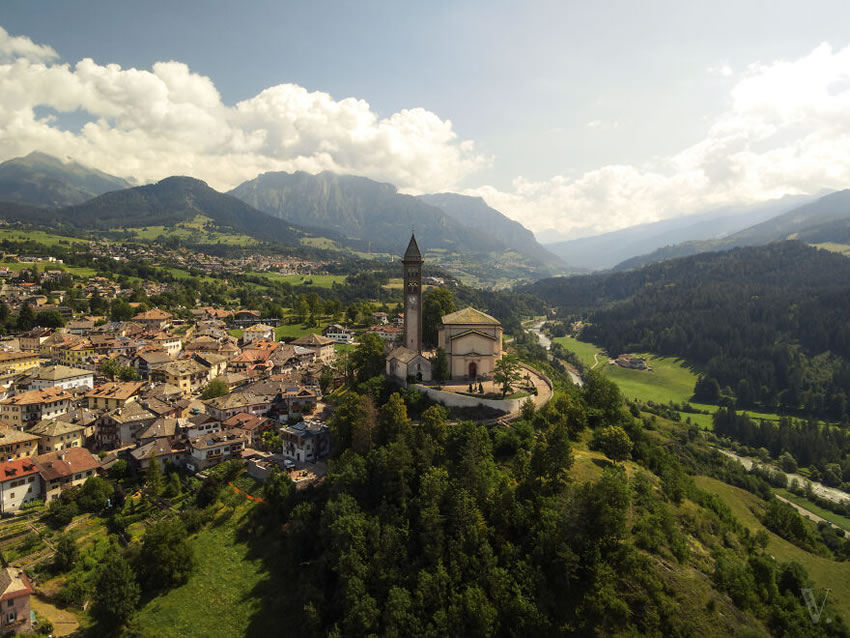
[0,230,557,632]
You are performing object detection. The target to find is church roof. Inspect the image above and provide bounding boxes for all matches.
[403,234,423,261]
[387,346,427,364]
[441,307,501,326]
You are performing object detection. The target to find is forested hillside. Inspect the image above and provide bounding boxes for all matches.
[246,368,849,637]
[526,242,850,420]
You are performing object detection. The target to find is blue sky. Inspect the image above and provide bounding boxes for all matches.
[4,1,850,239]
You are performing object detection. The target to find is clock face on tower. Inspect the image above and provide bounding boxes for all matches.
[408,295,417,306]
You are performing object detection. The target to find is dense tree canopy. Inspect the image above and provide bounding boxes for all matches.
[527,242,850,421]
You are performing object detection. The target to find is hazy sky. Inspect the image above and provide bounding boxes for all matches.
[4,1,850,240]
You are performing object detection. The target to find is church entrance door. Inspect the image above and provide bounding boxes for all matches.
[468,362,477,379]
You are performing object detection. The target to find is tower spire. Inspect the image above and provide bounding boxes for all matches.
[404,233,422,262]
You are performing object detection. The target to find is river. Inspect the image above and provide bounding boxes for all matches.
[528,321,583,387]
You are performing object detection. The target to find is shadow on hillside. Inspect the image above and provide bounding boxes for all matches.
[231,502,310,636]
[591,457,615,470]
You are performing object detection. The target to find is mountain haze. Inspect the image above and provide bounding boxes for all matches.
[614,189,850,271]
[0,151,132,208]
[543,194,817,271]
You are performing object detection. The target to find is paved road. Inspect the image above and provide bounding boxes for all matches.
[775,494,849,534]
[719,449,850,505]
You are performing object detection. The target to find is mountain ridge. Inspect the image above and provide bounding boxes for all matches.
[417,192,564,267]
[0,151,132,208]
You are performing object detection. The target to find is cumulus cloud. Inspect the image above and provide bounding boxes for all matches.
[0,29,487,193]
[0,26,57,62]
[3,27,850,240]
[470,43,850,238]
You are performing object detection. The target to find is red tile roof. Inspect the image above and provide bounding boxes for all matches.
[0,458,39,483]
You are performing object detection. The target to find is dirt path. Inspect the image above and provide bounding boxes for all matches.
[591,352,601,369]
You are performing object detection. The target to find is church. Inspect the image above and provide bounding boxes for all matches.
[386,234,502,383]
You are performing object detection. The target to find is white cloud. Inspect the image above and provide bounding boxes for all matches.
[0,26,57,63]
[2,27,850,240]
[470,43,850,238]
[0,29,488,193]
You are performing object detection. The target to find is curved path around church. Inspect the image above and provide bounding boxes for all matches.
[525,364,554,410]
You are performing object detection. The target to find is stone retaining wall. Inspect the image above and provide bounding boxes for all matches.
[411,385,523,414]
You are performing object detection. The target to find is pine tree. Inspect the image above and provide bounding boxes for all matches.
[146,456,164,497]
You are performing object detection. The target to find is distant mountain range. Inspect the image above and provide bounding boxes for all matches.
[228,171,563,268]
[0,151,131,208]
[614,189,850,271]
[417,193,563,266]
[8,151,848,280]
[542,194,820,271]
[0,152,565,279]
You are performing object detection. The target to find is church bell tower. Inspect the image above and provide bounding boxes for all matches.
[402,234,423,353]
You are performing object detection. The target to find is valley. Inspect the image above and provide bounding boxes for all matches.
[0,149,847,636]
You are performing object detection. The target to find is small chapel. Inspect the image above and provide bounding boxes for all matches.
[386,234,503,383]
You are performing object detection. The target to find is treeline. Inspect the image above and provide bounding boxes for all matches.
[525,242,850,420]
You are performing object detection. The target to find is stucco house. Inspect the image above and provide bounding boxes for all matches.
[0,567,34,633]
[0,458,41,514]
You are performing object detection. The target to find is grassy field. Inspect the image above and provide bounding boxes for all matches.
[0,260,98,278]
[135,502,269,637]
[245,272,346,289]
[124,215,257,246]
[552,336,603,368]
[0,229,90,247]
[554,337,793,429]
[300,236,342,250]
[694,476,850,623]
[383,277,403,290]
[812,242,850,257]
[275,319,334,340]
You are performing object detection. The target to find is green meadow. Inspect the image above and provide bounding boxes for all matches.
[134,502,270,637]
[244,272,346,289]
[553,336,790,429]
[0,229,91,246]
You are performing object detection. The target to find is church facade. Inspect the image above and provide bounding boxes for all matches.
[438,307,503,380]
